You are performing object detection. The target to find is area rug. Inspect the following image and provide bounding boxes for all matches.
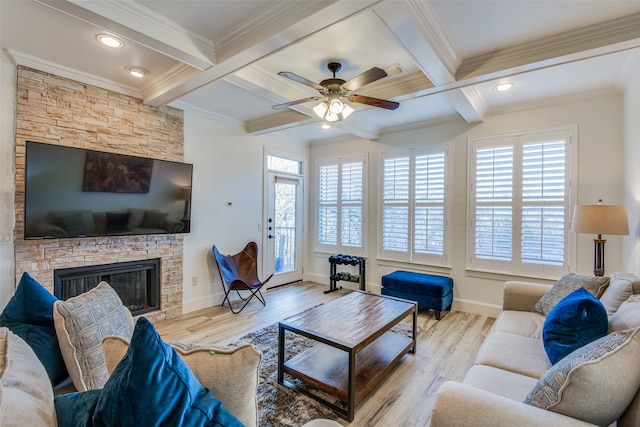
[226,320,419,427]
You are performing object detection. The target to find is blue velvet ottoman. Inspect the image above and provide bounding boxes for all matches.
[381,271,453,320]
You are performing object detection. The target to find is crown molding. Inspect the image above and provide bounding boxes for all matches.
[142,63,202,103]
[486,88,621,118]
[215,1,341,63]
[37,0,215,69]
[457,12,640,81]
[170,100,244,126]
[8,49,141,98]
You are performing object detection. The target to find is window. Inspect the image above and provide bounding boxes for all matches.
[316,155,366,255]
[379,145,450,266]
[468,127,575,277]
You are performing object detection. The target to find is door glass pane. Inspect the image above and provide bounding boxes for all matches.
[274,181,297,273]
[268,155,301,174]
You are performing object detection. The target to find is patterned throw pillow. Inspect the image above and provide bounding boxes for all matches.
[533,273,610,316]
[140,211,168,229]
[53,282,134,391]
[524,327,640,426]
[105,212,131,233]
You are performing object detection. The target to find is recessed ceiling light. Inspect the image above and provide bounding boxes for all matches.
[321,123,331,130]
[96,34,124,48]
[124,66,148,78]
[494,82,515,92]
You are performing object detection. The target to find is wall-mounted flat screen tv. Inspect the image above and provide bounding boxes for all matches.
[24,141,193,239]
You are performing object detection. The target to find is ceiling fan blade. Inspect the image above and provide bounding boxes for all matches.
[342,67,387,92]
[349,94,399,110]
[278,72,324,91]
[272,97,321,109]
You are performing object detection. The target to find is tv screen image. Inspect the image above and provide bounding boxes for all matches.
[24,141,193,239]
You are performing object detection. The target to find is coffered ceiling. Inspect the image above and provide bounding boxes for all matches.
[2,0,640,143]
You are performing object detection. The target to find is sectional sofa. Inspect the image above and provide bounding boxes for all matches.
[431,272,640,426]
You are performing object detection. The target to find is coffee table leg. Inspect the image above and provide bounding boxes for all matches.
[347,348,356,422]
[411,306,417,353]
[277,325,285,385]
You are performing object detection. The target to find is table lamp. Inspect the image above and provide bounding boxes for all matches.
[571,199,629,276]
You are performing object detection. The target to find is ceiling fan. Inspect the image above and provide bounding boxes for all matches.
[272,62,399,123]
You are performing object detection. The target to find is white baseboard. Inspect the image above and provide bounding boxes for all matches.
[182,292,222,314]
[451,299,501,318]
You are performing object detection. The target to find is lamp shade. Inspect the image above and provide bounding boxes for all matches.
[571,203,629,236]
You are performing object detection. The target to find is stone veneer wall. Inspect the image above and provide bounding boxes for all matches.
[14,66,184,322]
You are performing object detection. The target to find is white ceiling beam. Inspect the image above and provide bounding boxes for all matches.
[373,1,485,123]
[35,0,215,70]
[142,0,382,107]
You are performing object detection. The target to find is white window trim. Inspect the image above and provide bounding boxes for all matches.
[466,125,577,279]
[314,153,367,256]
[377,144,452,268]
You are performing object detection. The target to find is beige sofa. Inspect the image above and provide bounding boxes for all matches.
[431,272,640,427]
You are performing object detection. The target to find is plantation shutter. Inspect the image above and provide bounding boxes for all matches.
[318,164,338,245]
[382,156,410,252]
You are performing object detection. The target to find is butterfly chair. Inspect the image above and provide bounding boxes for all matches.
[213,242,274,314]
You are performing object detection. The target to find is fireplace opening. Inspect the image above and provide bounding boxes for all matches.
[54,259,160,316]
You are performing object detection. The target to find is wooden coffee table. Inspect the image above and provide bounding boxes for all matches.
[277,291,417,421]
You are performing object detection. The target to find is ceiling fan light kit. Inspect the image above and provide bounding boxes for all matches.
[273,61,399,122]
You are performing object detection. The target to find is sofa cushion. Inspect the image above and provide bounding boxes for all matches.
[475,331,551,379]
[103,336,261,427]
[542,287,608,364]
[464,365,538,401]
[0,328,57,427]
[54,212,89,237]
[609,295,640,332]
[492,310,545,339]
[600,273,640,316]
[53,281,134,391]
[533,273,610,316]
[524,327,640,426]
[0,272,68,386]
[57,317,242,427]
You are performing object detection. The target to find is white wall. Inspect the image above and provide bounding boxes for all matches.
[623,57,640,275]
[0,52,16,309]
[307,92,627,316]
[181,112,309,313]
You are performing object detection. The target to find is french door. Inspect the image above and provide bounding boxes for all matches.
[265,171,303,287]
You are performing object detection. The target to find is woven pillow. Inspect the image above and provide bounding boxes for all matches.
[103,336,261,427]
[533,273,610,316]
[524,327,640,426]
[53,282,134,391]
[0,328,57,427]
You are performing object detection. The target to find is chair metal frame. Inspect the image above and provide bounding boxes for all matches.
[212,242,273,314]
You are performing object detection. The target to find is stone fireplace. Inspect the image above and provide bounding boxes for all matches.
[13,66,185,322]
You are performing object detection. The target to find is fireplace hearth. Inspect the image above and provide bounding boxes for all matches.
[54,259,160,316]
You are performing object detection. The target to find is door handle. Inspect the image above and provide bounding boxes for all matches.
[268,234,274,239]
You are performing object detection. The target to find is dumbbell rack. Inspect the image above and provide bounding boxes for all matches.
[326,254,366,294]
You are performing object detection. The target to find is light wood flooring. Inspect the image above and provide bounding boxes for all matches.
[154,281,495,426]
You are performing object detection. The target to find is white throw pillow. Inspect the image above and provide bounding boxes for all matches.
[524,327,640,426]
[600,273,640,316]
[0,328,57,427]
[609,295,640,332]
[53,282,134,391]
[103,336,261,427]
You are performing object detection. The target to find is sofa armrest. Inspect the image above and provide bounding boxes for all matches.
[502,281,552,312]
[430,382,597,427]
[34,222,68,238]
[164,218,185,233]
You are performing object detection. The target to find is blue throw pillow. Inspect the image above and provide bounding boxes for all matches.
[55,390,101,427]
[89,317,242,427]
[0,272,69,385]
[542,287,608,364]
